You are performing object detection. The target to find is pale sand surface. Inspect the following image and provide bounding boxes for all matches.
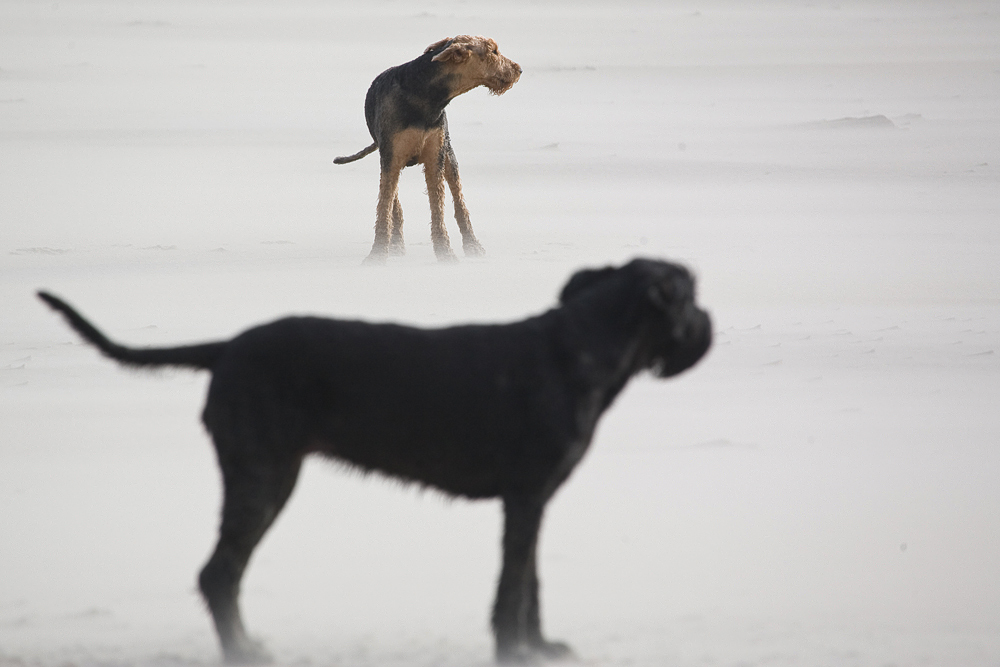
[1,2,998,665]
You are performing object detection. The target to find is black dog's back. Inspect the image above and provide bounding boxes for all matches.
[37,292,573,499]
[203,313,567,499]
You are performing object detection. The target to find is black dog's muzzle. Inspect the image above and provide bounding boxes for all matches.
[653,306,712,378]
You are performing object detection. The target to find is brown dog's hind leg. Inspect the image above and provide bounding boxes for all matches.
[199,450,302,664]
[366,147,404,265]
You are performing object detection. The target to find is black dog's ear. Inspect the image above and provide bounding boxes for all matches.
[559,267,617,304]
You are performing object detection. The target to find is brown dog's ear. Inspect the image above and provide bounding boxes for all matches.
[432,41,472,64]
[424,37,451,54]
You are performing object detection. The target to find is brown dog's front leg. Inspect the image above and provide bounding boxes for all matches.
[424,151,457,262]
[443,141,485,257]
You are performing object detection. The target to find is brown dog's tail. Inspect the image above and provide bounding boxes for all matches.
[334,142,378,164]
[38,291,226,371]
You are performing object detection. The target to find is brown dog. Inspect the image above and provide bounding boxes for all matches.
[335,36,521,263]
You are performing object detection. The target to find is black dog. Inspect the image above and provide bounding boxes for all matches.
[39,258,711,664]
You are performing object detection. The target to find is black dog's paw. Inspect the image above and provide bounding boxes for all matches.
[531,639,575,661]
[223,638,273,665]
[497,646,539,665]
[497,640,575,664]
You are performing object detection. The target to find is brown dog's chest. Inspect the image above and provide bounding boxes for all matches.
[386,126,446,169]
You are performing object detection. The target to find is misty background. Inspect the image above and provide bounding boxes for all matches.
[1,1,998,665]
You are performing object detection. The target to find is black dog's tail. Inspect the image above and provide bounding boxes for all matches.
[334,142,377,164]
[38,291,226,371]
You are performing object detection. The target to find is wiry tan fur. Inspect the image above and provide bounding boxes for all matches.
[425,36,521,97]
[335,36,521,263]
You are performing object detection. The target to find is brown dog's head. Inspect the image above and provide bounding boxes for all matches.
[426,35,521,96]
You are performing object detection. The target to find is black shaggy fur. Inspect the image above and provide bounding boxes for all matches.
[38,258,711,664]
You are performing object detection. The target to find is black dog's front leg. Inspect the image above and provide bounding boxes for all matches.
[493,496,541,662]
[493,496,572,662]
[524,556,573,660]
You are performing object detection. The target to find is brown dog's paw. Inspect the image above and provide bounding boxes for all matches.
[463,238,486,257]
[434,246,459,263]
[363,250,389,265]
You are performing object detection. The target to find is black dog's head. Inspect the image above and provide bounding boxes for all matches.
[560,258,712,378]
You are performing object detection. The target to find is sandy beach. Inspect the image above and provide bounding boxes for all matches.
[2,2,998,665]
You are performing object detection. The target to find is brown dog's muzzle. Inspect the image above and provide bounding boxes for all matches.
[489,59,521,95]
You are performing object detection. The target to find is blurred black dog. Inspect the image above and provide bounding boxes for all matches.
[39,258,711,664]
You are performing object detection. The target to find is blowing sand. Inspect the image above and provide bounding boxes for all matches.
[1,2,998,665]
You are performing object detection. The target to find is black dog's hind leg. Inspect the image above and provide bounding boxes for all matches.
[492,496,571,662]
[199,441,303,664]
